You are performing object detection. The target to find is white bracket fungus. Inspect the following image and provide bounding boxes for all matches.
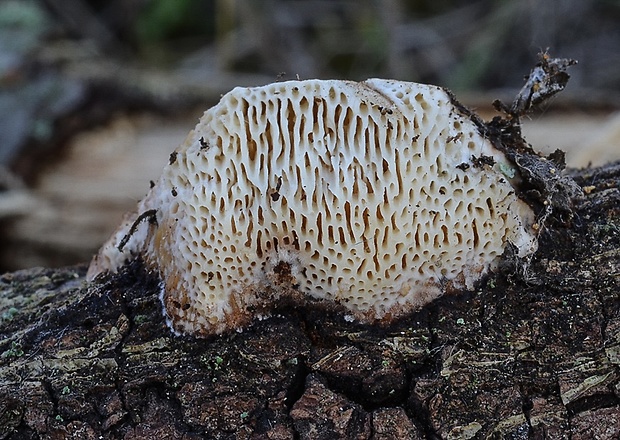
[87,79,538,337]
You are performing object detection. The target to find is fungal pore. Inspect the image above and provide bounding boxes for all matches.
[87,79,538,336]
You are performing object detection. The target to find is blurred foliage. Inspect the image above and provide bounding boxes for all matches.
[120,0,620,91]
[403,0,481,17]
[0,1,85,166]
[0,0,47,29]
[135,0,215,44]
[136,0,194,42]
[5,0,620,92]
[0,0,49,74]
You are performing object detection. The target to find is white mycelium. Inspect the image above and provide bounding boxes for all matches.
[87,79,538,336]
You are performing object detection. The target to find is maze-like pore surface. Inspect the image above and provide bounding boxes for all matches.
[89,79,538,336]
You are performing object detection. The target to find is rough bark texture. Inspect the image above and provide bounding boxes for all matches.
[1,55,619,439]
[0,161,619,439]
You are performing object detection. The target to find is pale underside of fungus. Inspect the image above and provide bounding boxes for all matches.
[87,79,538,337]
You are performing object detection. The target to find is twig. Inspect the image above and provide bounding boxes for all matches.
[494,51,577,118]
[117,209,158,252]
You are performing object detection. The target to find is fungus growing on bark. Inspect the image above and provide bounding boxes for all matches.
[87,79,538,337]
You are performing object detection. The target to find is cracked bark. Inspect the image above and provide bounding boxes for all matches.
[0,160,619,439]
[1,54,619,439]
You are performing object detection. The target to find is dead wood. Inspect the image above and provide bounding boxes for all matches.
[1,165,619,440]
[1,55,619,439]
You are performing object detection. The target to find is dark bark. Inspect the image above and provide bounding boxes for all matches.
[0,160,619,439]
[1,55,619,439]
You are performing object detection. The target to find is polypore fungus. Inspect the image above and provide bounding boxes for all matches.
[87,79,538,337]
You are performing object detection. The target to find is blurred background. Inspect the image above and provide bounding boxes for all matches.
[1,0,619,271]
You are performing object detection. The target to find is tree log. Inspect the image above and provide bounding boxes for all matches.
[1,54,619,438]
[1,160,619,439]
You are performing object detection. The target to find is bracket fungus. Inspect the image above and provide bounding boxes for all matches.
[87,79,538,337]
